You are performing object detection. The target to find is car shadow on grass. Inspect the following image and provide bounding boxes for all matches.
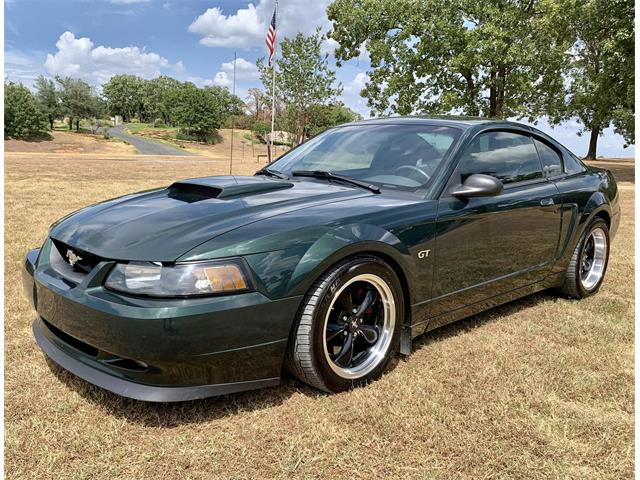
[46,290,560,425]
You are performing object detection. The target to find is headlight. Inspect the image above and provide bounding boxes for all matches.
[104,259,252,297]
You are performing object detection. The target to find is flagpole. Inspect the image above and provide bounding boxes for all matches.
[269,0,278,162]
[229,51,236,175]
[270,60,276,161]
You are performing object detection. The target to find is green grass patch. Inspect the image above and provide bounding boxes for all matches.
[124,123,150,135]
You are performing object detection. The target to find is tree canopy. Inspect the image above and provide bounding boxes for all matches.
[307,102,361,136]
[169,82,225,141]
[562,0,634,158]
[258,29,342,143]
[34,75,61,131]
[4,82,49,139]
[56,77,101,131]
[328,0,572,119]
[102,74,145,122]
[327,0,634,157]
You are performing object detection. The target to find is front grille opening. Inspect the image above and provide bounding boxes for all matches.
[42,317,99,357]
[50,239,104,276]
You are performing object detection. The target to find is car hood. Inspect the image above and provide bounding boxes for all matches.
[49,175,371,261]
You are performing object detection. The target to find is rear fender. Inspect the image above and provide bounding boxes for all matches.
[554,191,612,275]
[581,191,609,226]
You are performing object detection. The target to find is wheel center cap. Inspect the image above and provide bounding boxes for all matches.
[349,318,360,332]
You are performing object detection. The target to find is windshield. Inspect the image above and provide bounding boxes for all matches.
[269,124,462,190]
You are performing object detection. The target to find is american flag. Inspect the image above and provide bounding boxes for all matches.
[265,2,277,67]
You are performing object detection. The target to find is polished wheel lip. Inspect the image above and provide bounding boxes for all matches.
[322,273,395,380]
[580,227,607,291]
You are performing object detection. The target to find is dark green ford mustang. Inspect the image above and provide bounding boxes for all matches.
[23,117,620,401]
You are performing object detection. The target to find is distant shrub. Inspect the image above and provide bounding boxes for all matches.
[95,118,113,128]
[4,82,49,139]
[177,129,222,145]
[250,121,270,143]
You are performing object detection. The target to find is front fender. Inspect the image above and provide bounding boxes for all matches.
[287,223,413,297]
[242,223,414,301]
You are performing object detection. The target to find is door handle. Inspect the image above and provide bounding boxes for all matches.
[540,198,555,206]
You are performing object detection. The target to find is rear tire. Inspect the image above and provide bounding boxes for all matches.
[559,218,610,299]
[286,255,403,393]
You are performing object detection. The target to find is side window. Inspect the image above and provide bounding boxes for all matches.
[458,131,543,185]
[534,138,563,177]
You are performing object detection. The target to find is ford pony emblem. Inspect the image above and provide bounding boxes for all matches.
[66,249,82,267]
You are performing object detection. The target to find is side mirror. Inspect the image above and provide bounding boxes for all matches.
[451,173,503,198]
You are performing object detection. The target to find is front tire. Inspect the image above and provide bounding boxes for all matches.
[559,218,610,299]
[286,256,404,393]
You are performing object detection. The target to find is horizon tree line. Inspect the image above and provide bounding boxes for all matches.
[5,0,635,159]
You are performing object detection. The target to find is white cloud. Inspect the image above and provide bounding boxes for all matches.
[186,76,214,87]
[43,31,180,84]
[189,0,332,50]
[188,4,263,48]
[339,71,370,117]
[321,38,370,66]
[343,72,368,98]
[219,57,259,80]
[320,37,339,56]
[212,72,233,88]
[110,0,149,4]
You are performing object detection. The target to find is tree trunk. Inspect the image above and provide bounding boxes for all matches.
[586,124,600,159]
[495,66,506,117]
[49,116,54,131]
[488,69,497,117]
[461,69,479,116]
[69,118,73,130]
[75,119,80,132]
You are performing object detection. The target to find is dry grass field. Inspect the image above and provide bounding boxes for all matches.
[4,147,634,479]
[4,131,137,155]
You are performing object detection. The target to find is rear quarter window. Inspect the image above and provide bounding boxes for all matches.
[533,138,563,177]
[562,147,587,174]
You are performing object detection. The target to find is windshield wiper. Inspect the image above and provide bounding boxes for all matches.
[291,170,381,194]
[255,167,288,179]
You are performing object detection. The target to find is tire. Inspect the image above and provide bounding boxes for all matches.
[559,218,610,299]
[285,255,404,393]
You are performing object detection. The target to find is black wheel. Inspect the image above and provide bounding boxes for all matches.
[286,255,404,393]
[559,218,610,299]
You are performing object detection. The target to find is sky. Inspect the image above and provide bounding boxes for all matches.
[4,0,634,158]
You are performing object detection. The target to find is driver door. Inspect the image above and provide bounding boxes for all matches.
[430,130,562,319]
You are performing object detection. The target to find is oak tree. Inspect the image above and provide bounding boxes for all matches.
[327,0,572,119]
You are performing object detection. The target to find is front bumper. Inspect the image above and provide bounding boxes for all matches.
[33,317,280,401]
[24,243,302,402]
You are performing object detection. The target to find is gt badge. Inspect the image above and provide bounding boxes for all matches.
[417,249,431,259]
[66,249,82,267]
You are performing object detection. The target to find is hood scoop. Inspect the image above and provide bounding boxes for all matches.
[167,175,294,202]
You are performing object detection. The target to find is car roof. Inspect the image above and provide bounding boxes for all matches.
[341,115,530,130]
